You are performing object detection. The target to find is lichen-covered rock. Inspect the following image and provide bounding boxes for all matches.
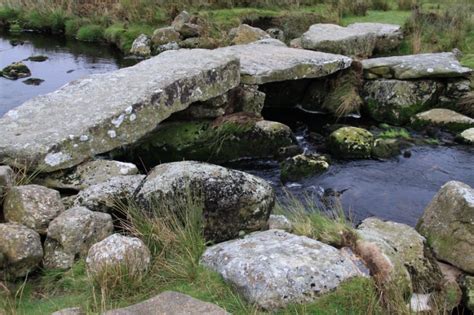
[129,34,151,57]
[1,62,31,80]
[178,37,217,49]
[136,161,275,242]
[116,117,295,167]
[151,26,180,46]
[434,262,463,312]
[412,108,474,132]
[266,27,285,42]
[0,165,14,200]
[301,23,400,57]
[363,79,443,125]
[228,24,270,45]
[3,185,65,234]
[218,39,352,85]
[371,138,401,159]
[457,128,474,144]
[37,160,139,191]
[86,234,150,279]
[200,229,365,309]
[235,84,266,115]
[463,276,474,312]
[357,218,442,294]
[103,291,229,315]
[153,41,179,55]
[171,11,191,29]
[280,154,329,182]
[74,175,145,213]
[43,207,113,270]
[267,214,293,232]
[51,307,84,315]
[0,50,240,172]
[175,23,202,39]
[0,223,43,278]
[417,181,474,273]
[327,127,374,159]
[362,53,472,80]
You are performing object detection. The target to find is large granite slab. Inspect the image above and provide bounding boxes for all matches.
[301,23,402,57]
[219,39,352,85]
[362,52,472,80]
[0,49,240,172]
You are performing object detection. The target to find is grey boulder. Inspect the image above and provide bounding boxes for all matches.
[43,207,114,269]
[412,108,474,132]
[228,24,270,45]
[200,229,365,310]
[3,184,65,234]
[129,34,151,57]
[135,161,275,242]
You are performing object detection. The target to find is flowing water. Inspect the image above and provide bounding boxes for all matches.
[1,32,473,227]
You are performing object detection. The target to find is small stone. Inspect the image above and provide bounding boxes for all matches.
[200,230,365,310]
[86,234,150,280]
[130,34,151,57]
[51,307,84,315]
[267,214,293,232]
[43,207,113,270]
[175,23,202,39]
[153,41,180,55]
[280,154,329,182]
[266,27,285,42]
[228,24,271,45]
[457,127,474,144]
[409,294,431,313]
[151,26,181,46]
[0,165,14,201]
[327,127,374,159]
[103,291,229,315]
[3,185,65,234]
[462,276,474,312]
[171,11,191,29]
[1,62,31,80]
[74,175,145,213]
[371,138,401,159]
[0,223,43,278]
[27,55,48,62]
[22,78,44,86]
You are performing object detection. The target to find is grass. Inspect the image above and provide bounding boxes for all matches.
[76,24,104,42]
[378,128,411,140]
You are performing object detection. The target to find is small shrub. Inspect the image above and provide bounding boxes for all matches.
[371,0,390,11]
[76,24,104,42]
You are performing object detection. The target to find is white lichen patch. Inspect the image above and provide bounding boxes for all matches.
[107,130,117,138]
[44,152,72,167]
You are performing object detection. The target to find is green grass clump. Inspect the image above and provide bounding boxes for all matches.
[378,128,411,140]
[76,24,104,42]
[118,24,154,52]
[22,9,67,34]
[0,6,19,24]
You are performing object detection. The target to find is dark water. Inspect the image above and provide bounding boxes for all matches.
[0,32,137,116]
[1,32,473,227]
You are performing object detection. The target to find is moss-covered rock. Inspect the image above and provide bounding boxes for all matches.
[1,62,31,80]
[463,276,474,312]
[280,154,329,183]
[327,127,374,159]
[371,138,401,159]
[412,108,474,132]
[116,115,295,168]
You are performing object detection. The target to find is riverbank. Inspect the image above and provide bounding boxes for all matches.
[0,0,473,68]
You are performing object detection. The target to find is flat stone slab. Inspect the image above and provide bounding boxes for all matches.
[200,229,364,310]
[412,108,474,132]
[301,23,402,57]
[104,291,229,315]
[362,52,472,80]
[0,49,240,172]
[219,39,352,85]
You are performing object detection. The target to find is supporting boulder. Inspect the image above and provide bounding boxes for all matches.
[0,49,240,172]
[412,108,474,132]
[135,161,275,242]
[417,181,474,274]
[200,229,365,310]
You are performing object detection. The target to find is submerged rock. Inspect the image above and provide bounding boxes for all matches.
[103,291,229,315]
[22,78,44,86]
[116,117,295,166]
[27,55,48,62]
[200,230,365,310]
[129,34,151,57]
[228,24,270,45]
[218,39,352,85]
[1,62,31,80]
[301,23,402,57]
[0,49,240,172]
[280,154,329,182]
[43,207,113,270]
[3,184,65,234]
[357,218,442,294]
[412,108,474,132]
[73,175,145,213]
[37,159,139,191]
[135,161,275,242]
[327,127,374,159]
[363,79,443,125]
[0,223,43,278]
[371,138,401,159]
[362,53,472,80]
[417,181,474,274]
[86,234,150,279]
